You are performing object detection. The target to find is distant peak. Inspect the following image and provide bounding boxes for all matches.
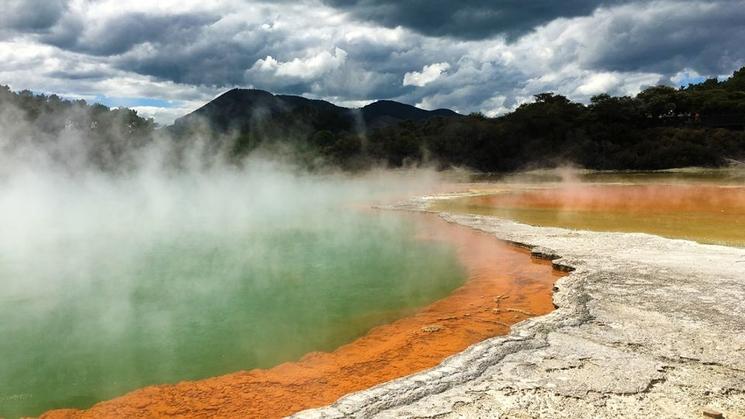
[221,88,273,97]
[364,100,411,108]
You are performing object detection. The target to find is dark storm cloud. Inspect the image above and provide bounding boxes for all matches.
[323,0,622,40]
[46,69,111,81]
[115,18,288,86]
[2,0,745,124]
[0,0,67,32]
[582,1,745,76]
[43,12,218,56]
[119,39,259,86]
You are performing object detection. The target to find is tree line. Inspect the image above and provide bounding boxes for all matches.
[312,67,745,171]
[2,66,745,173]
[0,85,155,170]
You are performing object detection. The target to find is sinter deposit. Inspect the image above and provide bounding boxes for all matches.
[295,195,745,419]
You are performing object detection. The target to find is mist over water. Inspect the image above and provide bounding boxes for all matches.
[0,107,467,417]
[436,168,745,247]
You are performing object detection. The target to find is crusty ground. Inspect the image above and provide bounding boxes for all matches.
[295,197,745,419]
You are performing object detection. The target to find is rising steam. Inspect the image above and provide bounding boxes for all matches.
[0,93,461,418]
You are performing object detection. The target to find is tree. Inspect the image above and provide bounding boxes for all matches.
[637,85,682,117]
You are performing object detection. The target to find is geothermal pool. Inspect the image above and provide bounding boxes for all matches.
[12,168,736,418]
[433,175,745,247]
[0,162,563,419]
[0,209,469,418]
[40,214,561,418]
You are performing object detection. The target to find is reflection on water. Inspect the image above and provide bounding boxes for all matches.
[435,172,745,247]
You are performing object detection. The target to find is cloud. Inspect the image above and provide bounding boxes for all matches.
[0,0,67,33]
[0,38,219,124]
[405,0,744,114]
[322,0,633,40]
[403,62,450,87]
[510,0,745,77]
[252,47,348,80]
[1,0,744,124]
[129,103,203,125]
[43,12,217,56]
[575,73,620,96]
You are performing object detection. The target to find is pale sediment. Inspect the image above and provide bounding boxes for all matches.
[294,198,745,418]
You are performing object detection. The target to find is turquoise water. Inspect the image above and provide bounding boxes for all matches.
[0,210,465,418]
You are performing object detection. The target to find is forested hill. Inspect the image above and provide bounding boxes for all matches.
[170,88,458,138]
[0,85,155,170]
[386,68,745,172]
[2,67,745,172]
[169,68,745,171]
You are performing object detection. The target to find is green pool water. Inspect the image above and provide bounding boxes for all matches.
[0,210,465,418]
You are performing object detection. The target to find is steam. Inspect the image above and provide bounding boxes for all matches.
[0,112,448,319]
[0,94,457,417]
[0,93,443,250]
[0,154,445,334]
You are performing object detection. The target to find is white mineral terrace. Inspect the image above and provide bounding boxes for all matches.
[294,195,745,419]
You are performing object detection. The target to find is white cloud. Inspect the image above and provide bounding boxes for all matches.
[482,95,511,117]
[252,47,348,80]
[318,97,374,108]
[403,62,450,87]
[576,72,620,95]
[1,0,744,123]
[130,102,202,125]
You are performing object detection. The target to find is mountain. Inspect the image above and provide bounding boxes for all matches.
[359,100,458,128]
[165,73,745,171]
[3,72,745,173]
[171,88,460,135]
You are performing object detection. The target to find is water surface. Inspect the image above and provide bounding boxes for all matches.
[41,213,563,419]
[434,172,745,246]
[0,210,465,418]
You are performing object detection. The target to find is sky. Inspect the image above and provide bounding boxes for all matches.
[1,0,744,125]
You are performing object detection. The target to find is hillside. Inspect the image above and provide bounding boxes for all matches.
[2,68,745,172]
[0,85,155,170]
[172,88,459,134]
[167,69,745,171]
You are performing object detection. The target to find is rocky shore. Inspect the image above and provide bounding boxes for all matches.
[295,197,745,418]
